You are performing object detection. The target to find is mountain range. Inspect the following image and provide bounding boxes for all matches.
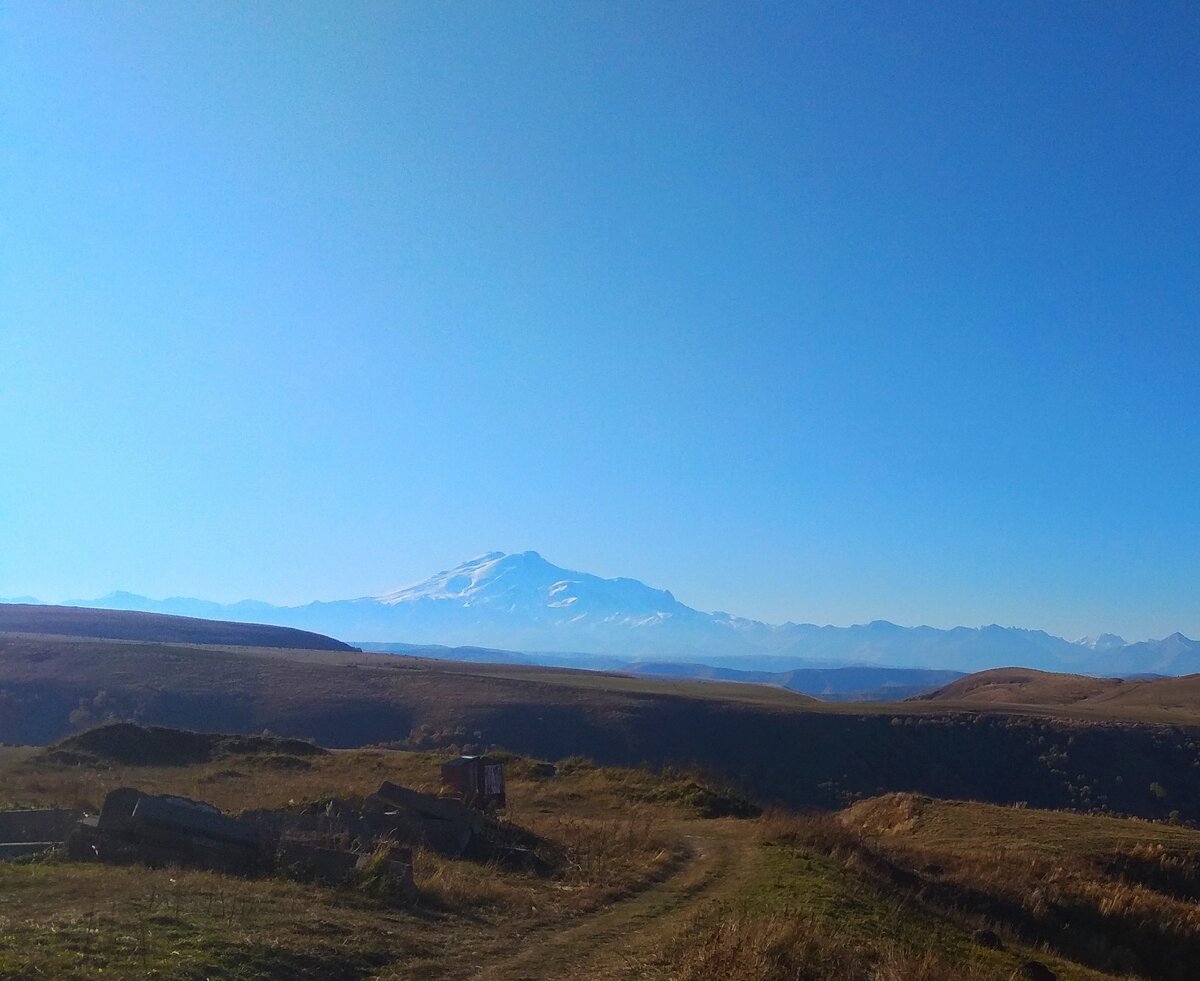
[7,550,1198,675]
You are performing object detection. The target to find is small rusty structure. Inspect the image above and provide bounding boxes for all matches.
[440,755,506,810]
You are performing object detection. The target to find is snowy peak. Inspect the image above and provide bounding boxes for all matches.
[14,551,1198,674]
[373,551,690,624]
[1075,633,1128,651]
[375,551,542,604]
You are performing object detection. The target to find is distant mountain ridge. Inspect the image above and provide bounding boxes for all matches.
[6,550,1198,674]
[355,640,964,701]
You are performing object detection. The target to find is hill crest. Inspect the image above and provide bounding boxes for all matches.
[0,603,356,652]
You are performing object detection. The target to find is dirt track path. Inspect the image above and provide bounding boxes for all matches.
[469,819,757,981]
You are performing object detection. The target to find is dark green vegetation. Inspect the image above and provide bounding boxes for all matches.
[5,632,1200,823]
[0,604,355,651]
[43,722,326,767]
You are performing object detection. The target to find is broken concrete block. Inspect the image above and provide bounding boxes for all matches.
[371,781,483,857]
[0,809,82,844]
[375,781,485,832]
[96,787,145,832]
[276,839,360,885]
[83,788,265,873]
[355,844,417,902]
[0,841,57,860]
[132,793,258,849]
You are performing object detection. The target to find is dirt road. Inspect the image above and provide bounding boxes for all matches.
[469,819,758,981]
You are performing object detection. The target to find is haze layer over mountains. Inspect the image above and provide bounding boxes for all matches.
[13,551,1198,675]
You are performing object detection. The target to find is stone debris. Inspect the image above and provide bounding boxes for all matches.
[0,841,62,860]
[372,780,485,857]
[247,781,493,859]
[971,927,1004,950]
[68,788,266,874]
[355,843,418,902]
[0,808,84,861]
[0,808,83,844]
[59,780,495,897]
[276,839,362,885]
[1013,962,1057,981]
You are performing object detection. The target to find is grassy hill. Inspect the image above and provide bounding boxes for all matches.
[0,603,356,652]
[918,666,1200,722]
[5,633,1200,822]
[916,667,1125,705]
[4,727,1200,979]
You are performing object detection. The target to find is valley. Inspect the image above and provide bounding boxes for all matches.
[6,606,1200,978]
[10,2,1194,977]
[5,624,1200,821]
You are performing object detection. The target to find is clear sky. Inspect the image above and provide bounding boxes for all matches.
[2,2,1197,640]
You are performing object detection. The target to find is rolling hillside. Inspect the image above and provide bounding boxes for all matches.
[918,666,1200,719]
[361,642,964,700]
[0,603,356,651]
[915,668,1125,705]
[4,631,1200,822]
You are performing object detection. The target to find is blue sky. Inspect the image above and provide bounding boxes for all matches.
[2,2,1197,639]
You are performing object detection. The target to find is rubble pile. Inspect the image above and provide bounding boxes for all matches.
[69,788,266,875]
[0,808,83,860]
[45,776,534,897]
[5,758,531,897]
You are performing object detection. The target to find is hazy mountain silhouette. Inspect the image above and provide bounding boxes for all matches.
[12,551,1196,674]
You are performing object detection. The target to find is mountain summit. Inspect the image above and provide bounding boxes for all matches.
[14,551,1197,674]
[374,551,692,623]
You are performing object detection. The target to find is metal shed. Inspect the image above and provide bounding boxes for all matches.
[440,756,506,810]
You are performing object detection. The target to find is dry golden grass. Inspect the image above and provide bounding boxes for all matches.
[660,904,994,981]
[9,734,1197,979]
[0,746,447,813]
[831,793,1200,979]
[0,744,730,979]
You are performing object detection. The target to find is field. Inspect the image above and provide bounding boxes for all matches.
[5,731,1200,979]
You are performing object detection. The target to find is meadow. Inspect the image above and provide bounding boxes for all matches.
[4,729,1200,978]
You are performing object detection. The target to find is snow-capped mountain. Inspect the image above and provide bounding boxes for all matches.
[1075,633,1128,651]
[10,551,1196,674]
[363,551,742,653]
[374,551,697,624]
